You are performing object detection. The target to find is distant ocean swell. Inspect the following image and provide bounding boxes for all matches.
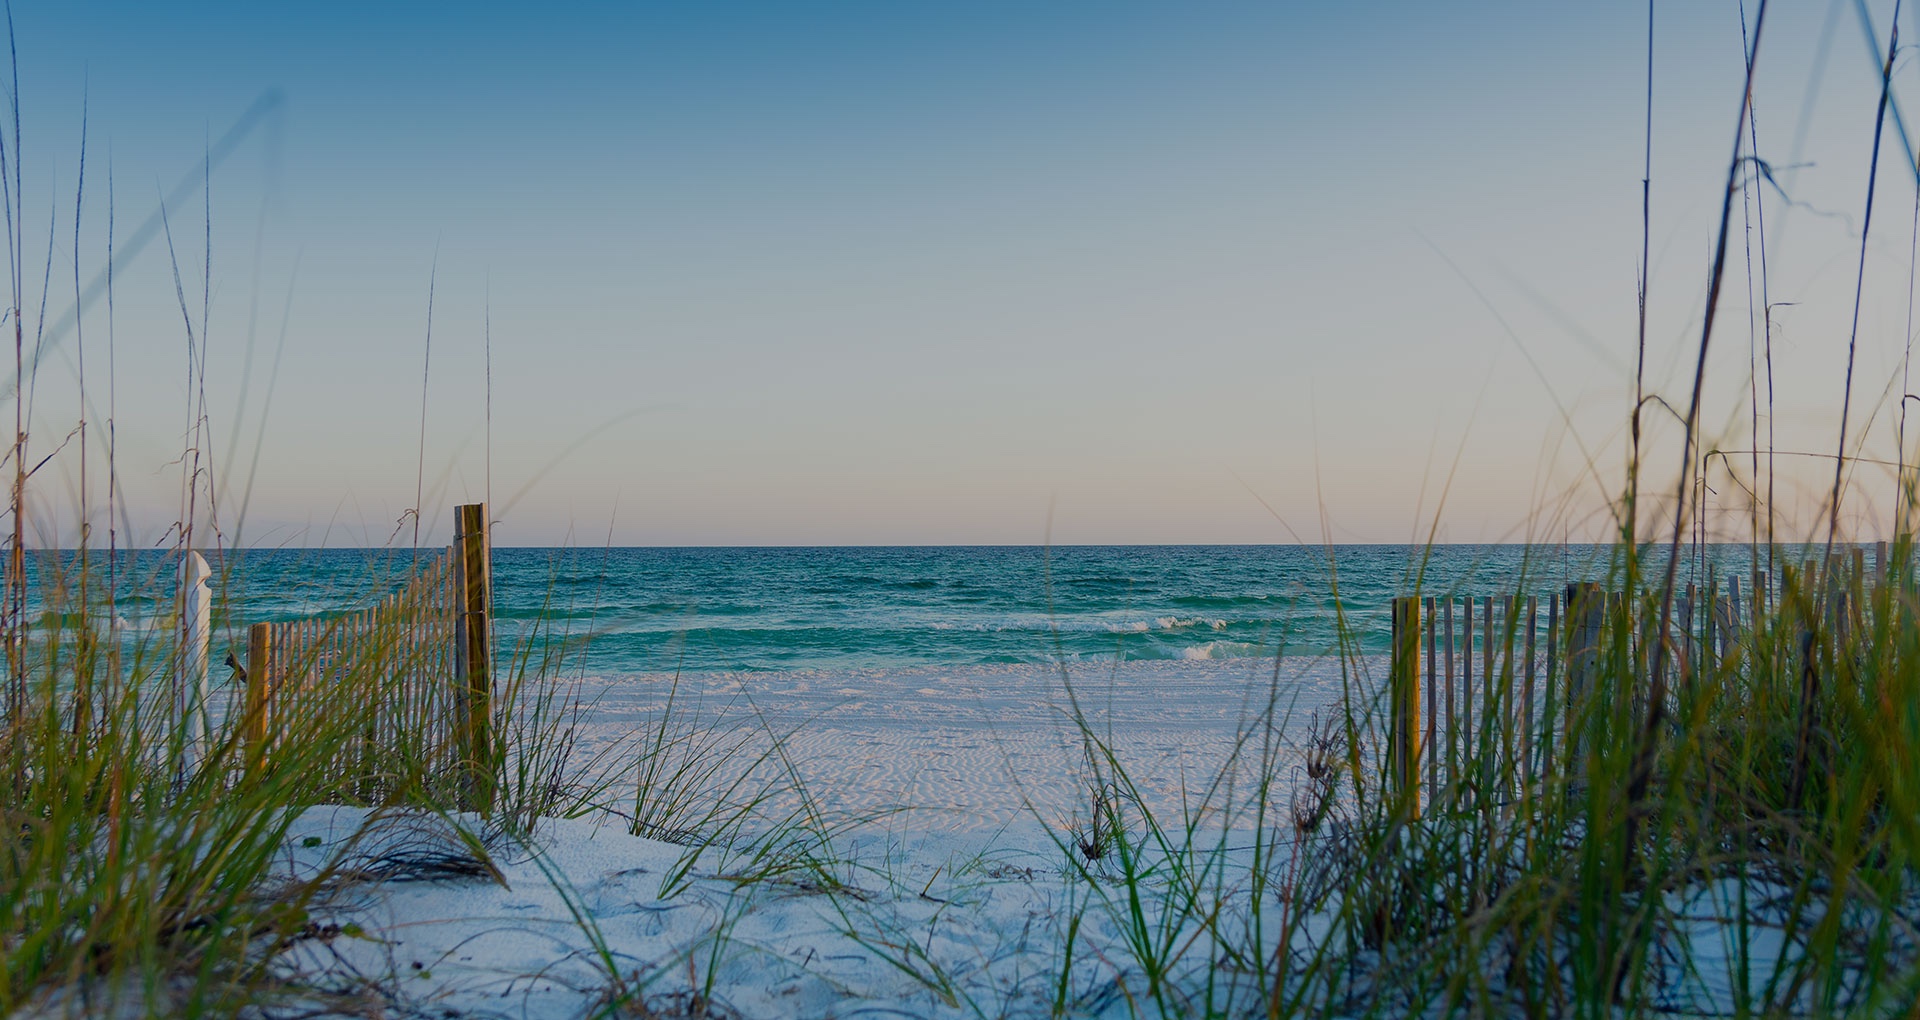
[566,620,1280,672]
[22,544,1791,675]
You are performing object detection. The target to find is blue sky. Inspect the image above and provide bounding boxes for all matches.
[7,1,1916,545]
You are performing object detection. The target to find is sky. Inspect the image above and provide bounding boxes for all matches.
[5,0,1919,547]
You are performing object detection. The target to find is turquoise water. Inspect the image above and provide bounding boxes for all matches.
[499,545,1599,672]
[24,543,1816,674]
[50,542,1793,675]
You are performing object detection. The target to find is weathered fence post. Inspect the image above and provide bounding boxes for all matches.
[1703,575,1719,683]
[454,503,494,813]
[1390,596,1422,817]
[1522,595,1537,789]
[1442,597,1456,789]
[245,621,273,766]
[1462,598,1475,781]
[1495,595,1517,798]
[1480,596,1495,783]
[1423,596,1437,792]
[1564,582,1602,775]
[1714,585,1736,667]
[1680,582,1696,687]
[1542,591,1560,778]
[178,552,212,770]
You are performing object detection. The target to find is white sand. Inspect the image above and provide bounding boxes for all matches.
[275,656,1359,1017]
[564,655,1364,833]
[268,653,1854,1017]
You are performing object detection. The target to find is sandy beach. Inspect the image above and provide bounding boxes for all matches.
[269,656,1361,1018]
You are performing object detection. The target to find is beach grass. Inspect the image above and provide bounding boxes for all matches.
[8,2,1920,1015]
[0,540,630,1016]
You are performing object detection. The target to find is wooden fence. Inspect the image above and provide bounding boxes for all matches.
[1385,545,1888,816]
[242,503,494,810]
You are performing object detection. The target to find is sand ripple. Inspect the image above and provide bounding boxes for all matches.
[566,655,1366,834]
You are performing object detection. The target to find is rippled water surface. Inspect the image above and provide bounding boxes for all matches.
[30,543,1794,674]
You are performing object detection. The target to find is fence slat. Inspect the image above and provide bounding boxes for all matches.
[1462,597,1474,785]
[1442,598,1456,791]
[1543,592,1559,778]
[455,503,494,813]
[1424,597,1437,793]
[1481,596,1495,800]
[1389,597,1421,815]
[1523,595,1536,787]
[245,622,272,765]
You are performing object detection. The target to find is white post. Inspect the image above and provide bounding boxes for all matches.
[178,551,212,768]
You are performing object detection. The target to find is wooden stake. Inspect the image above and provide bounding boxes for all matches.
[1565,583,1602,775]
[1523,595,1537,786]
[245,622,273,771]
[1390,596,1422,818]
[1482,595,1495,798]
[1424,596,1437,793]
[1681,583,1696,688]
[1463,597,1475,781]
[454,502,494,814]
[1543,592,1559,778]
[1443,597,1456,791]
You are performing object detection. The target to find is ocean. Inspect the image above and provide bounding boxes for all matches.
[22,541,1822,830]
[42,542,1801,675]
